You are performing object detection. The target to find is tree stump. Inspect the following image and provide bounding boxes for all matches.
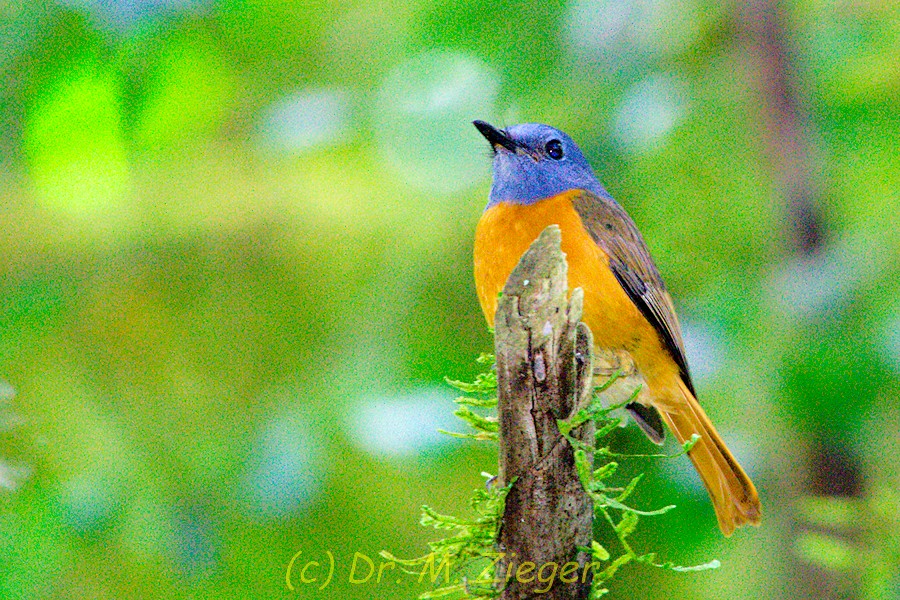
[494,225,595,599]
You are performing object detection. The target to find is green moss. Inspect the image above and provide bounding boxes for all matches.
[387,352,719,599]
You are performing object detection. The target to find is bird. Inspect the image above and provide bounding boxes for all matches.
[472,120,761,536]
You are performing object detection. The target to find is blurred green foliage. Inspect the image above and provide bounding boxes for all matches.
[795,488,900,599]
[0,1,898,599]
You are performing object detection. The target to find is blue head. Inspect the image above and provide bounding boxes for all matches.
[473,121,611,208]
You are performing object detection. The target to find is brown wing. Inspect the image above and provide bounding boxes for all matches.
[571,190,696,398]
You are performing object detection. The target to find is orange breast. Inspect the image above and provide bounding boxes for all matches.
[474,191,669,380]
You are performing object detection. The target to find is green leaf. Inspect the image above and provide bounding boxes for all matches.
[600,495,676,517]
[575,449,592,488]
[475,352,495,365]
[452,407,498,433]
[593,462,618,480]
[682,433,701,452]
[438,429,498,441]
[617,473,644,502]
[637,552,721,572]
[594,419,621,441]
[595,371,622,392]
[615,511,639,538]
[591,540,611,561]
[670,560,721,572]
[454,395,498,408]
[444,371,497,395]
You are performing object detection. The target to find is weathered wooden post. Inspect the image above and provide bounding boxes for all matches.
[494,225,595,599]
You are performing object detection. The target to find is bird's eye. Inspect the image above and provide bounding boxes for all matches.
[545,139,564,160]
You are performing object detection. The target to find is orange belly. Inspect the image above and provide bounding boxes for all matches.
[474,191,678,392]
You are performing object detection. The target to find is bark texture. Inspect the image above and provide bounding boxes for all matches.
[495,225,595,600]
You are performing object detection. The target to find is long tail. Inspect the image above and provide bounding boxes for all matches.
[659,379,762,536]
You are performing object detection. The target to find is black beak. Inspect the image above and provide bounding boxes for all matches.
[473,120,517,153]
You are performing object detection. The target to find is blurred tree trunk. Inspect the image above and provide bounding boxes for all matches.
[742,0,824,256]
[740,2,862,600]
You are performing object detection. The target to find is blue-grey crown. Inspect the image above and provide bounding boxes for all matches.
[485,123,611,208]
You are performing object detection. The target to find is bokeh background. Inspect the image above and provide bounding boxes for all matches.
[1,1,898,598]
